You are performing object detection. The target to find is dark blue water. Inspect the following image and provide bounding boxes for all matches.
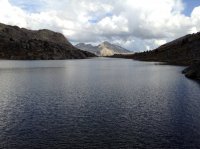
[0,58,200,149]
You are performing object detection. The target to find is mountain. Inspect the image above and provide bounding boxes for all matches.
[132,32,200,65]
[0,23,96,60]
[75,41,131,56]
[75,43,100,56]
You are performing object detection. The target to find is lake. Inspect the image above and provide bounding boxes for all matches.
[0,58,200,149]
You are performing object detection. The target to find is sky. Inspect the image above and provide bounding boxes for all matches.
[183,0,200,16]
[0,0,200,51]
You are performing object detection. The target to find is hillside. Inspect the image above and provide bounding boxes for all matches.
[0,23,95,60]
[132,32,200,65]
[75,41,131,56]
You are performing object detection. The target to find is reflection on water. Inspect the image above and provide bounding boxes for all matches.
[0,58,200,148]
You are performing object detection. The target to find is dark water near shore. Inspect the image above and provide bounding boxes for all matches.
[0,58,200,149]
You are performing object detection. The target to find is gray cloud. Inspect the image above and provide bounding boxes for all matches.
[1,0,200,51]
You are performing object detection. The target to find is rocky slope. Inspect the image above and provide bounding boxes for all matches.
[75,41,131,56]
[0,23,95,60]
[132,32,200,65]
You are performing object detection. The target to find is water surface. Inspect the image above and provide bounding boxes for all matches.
[0,58,200,149]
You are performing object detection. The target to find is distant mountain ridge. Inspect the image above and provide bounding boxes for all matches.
[75,41,131,56]
[0,23,95,60]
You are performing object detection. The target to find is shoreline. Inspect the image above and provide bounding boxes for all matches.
[107,55,200,80]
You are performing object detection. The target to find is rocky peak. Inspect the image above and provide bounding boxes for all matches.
[76,43,93,47]
[99,41,111,47]
[75,41,131,56]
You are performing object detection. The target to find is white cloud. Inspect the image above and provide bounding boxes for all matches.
[97,15,129,34]
[191,6,200,31]
[0,0,200,51]
[0,0,27,27]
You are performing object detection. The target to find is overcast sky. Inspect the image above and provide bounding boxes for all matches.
[0,0,200,51]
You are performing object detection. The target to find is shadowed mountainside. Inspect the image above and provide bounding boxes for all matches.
[132,33,200,65]
[0,23,96,60]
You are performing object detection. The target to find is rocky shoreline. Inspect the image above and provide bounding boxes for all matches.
[110,55,200,80]
[182,61,200,80]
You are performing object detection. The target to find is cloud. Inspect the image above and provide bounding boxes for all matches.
[191,6,200,31]
[0,0,200,51]
[0,0,27,27]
